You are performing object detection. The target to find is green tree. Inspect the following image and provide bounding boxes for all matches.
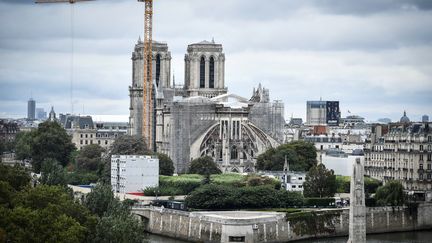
[76,144,105,173]
[0,140,4,156]
[40,158,67,186]
[157,153,175,176]
[83,184,144,243]
[375,180,405,206]
[0,164,30,191]
[101,135,149,184]
[303,164,336,198]
[189,156,221,175]
[2,185,96,243]
[31,121,76,172]
[14,131,34,161]
[108,135,148,155]
[0,181,15,207]
[256,141,317,172]
[84,184,115,218]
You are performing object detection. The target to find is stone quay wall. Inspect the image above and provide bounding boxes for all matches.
[132,203,432,243]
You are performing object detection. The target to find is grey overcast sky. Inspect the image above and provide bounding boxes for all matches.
[1,0,431,122]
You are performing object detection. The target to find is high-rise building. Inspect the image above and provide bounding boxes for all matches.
[36,108,47,120]
[306,101,326,126]
[27,98,36,121]
[111,155,159,194]
[306,100,340,126]
[423,115,430,123]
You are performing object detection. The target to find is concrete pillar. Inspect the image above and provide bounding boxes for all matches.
[205,57,209,88]
[347,158,366,243]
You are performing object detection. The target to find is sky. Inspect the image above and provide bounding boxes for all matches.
[0,0,431,122]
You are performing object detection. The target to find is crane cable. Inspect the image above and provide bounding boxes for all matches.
[70,3,75,115]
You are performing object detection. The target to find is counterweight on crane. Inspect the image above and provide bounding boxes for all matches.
[138,0,155,151]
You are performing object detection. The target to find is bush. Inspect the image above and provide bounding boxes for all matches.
[185,184,304,210]
[365,197,376,207]
[188,156,221,175]
[364,176,382,194]
[375,180,405,206]
[335,176,350,193]
[66,172,99,185]
[335,175,382,194]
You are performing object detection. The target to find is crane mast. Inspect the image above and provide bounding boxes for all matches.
[138,0,154,151]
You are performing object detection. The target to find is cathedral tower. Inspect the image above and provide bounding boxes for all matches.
[184,40,227,98]
[129,38,171,137]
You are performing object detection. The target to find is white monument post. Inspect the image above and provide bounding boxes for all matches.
[347,157,366,243]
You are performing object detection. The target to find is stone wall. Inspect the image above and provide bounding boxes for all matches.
[133,203,432,243]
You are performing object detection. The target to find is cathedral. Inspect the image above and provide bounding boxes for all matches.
[129,39,285,173]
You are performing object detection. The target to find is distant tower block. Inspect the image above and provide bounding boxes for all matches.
[27,98,36,121]
[347,158,366,243]
[423,115,429,123]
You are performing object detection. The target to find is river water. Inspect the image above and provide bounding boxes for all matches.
[143,231,432,242]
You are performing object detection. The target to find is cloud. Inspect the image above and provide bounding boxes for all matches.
[0,0,431,122]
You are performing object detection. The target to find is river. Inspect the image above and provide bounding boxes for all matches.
[143,231,432,242]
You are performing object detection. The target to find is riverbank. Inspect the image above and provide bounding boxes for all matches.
[133,203,432,243]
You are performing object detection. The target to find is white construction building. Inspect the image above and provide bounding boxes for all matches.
[111,155,159,194]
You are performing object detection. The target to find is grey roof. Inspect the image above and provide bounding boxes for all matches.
[62,115,94,129]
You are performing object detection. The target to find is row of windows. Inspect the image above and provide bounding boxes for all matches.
[80,140,109,145]
[80,134,93,138]
[80,133,120,139]
[419,174,432,180]
[291,185,303,189]
[419,154,432,161]
[419,163,432,170]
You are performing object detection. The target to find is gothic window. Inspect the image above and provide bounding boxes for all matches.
[231,146,238,160]
[209,56,215,88]
[200,56,205,88]
[156,54,161,87]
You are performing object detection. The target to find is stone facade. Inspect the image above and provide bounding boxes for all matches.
[364,122,432,194]
[133,204,432,243]
[59,114,127,150]
[0,119,19,144]
[184,40,227,98]
[129,40,285,173]
[129,39,172,138]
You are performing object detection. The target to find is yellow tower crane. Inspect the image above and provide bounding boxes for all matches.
[138,0,155,151]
